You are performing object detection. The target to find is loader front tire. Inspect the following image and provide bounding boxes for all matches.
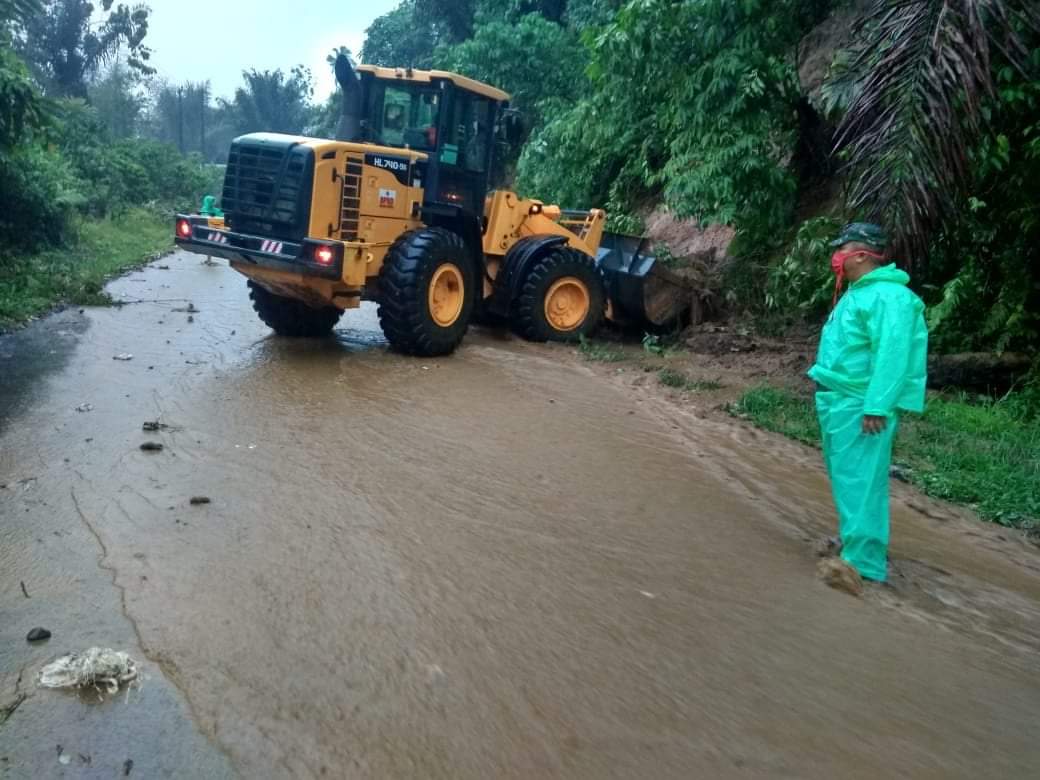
[378,227,475,356]
[511,247,605,342]
[248,281,342,337]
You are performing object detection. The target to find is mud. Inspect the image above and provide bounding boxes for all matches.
[2,252,1040,778]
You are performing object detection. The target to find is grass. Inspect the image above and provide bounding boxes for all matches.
[578,335,627,363]
[0,208,173,328]
[657,367,723,393]
[730,385,1040,530]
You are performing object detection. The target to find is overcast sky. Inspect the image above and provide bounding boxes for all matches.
[142,0,401,100]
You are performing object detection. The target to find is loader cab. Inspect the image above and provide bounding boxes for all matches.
[354,66,509,219]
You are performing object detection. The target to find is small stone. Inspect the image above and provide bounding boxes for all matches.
[140,441,163,452]
[187,315,194,323]
[75,403,93,413]
[814,535,843,558]
[113,353,133,361]
[26,627,51,642]
[189,496,211,505]
[142,421,164,432]
[890,465,911,483]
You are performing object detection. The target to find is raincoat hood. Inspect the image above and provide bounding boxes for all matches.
[853,263,909,288]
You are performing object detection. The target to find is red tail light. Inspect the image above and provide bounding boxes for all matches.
[177,219,191,238]
[315,247,334,266]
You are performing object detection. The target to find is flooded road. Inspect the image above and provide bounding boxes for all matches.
[3,252,1040,778]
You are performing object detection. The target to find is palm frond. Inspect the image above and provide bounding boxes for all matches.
[0,0,41,25]
[833,0,1040,268]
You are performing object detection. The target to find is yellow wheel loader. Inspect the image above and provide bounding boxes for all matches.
[175,56,688,355]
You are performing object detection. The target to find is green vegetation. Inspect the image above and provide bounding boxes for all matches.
[0,208,171,326]
[357,0,1039,358]
[657,368,723,393]
[0,1,305,328]
[1,0,1037,366]
[730,386,822,446]
[578,335,625,363]
[731,386,1040,530]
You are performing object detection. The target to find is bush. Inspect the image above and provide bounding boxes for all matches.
[0,144,80,253]
[764,216,842,318]
[54,100,210,217]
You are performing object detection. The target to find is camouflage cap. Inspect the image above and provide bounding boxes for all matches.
[830,222,888,249]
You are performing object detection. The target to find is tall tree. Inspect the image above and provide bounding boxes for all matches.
[88,61,144,138]
[415,0,475,42]
[220,67,314,136]
[438,14,585,126]
[18,0,152,98]
[361,1,438,67]
[0,0,46,149]
[834,0,1040,264]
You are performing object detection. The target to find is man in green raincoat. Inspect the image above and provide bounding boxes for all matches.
[808,223,928,584]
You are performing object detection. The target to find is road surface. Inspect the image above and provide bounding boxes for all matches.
[2,252,1040,778]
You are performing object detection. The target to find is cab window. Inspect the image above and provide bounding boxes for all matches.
[441,91,491,173]
[371,85,440,151]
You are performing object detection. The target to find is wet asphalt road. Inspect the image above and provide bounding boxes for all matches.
[2,252,1040,778]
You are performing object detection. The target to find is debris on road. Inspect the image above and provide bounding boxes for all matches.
[189,496,211,505]
[20,580,29,598]
[172,302,199,313]
[38,647,138,693]
[124,758,134,775]
[140,442,164,452]
[27,627,51,641]
[75,403,94,412]
[187,315,195,323]
[142,421,169,432]
[113,353,134,361]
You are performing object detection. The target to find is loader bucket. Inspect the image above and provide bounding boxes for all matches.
[595,232,691,330]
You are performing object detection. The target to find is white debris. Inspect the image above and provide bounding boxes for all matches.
[113,353,134,361]
[75,403,93,412]
[38,648,139,693]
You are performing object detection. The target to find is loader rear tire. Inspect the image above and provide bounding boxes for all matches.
[378,227,475,356]
[248,281,342,337]
[510,247,605,342]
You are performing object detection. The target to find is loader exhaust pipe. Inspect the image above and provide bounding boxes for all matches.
[334,53,362,142]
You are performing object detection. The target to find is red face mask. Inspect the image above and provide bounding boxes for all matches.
[830,248,885,305]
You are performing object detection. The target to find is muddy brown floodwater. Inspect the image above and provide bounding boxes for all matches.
[2,251,1040,778]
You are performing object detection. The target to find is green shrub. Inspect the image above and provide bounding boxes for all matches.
[54,100,210,217]
[0,144,79,253]
[764,216,842,317]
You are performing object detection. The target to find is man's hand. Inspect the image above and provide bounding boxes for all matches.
[862,415,887,435]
